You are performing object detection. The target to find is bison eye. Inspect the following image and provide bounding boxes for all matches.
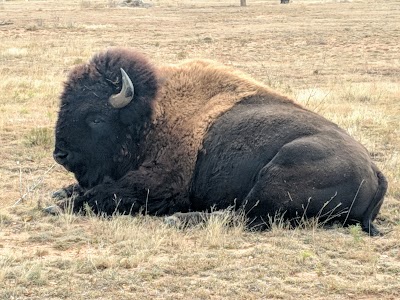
[86,115,106,128]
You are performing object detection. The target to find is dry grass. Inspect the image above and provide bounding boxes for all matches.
[0,0,399,299]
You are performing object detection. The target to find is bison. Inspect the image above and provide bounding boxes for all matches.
[53,48,387,235]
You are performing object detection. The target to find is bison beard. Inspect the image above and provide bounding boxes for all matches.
[53,47,387,236]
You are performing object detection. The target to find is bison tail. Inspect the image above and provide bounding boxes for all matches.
[361,171,388,236]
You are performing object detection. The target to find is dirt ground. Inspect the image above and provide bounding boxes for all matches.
[0,0,399,299]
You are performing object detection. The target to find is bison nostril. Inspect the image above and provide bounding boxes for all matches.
[53,149,70,164]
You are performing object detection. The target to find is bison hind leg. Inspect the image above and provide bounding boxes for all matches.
[361,222,382,237]
[164,212,215,228]
[164,210,243,229]
[359,171,387,236]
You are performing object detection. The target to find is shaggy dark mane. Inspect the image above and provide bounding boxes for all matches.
[61,48,159,124]
[56,48,160,187]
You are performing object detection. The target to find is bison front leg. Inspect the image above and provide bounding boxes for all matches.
[69,183,150,215]
[65,168,188,216]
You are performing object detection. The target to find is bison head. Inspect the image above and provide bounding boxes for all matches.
[54,48,159,188]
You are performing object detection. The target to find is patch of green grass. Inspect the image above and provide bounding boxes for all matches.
[176,51,188,60]
[0,213,12,227]
[23,263,48,286]
[24,127,53,149]
[53,236,88,251]
[49,258,74,271]
[72,57,85,65]
[298,250,314,264]
[349,224,364,243]
[28,232,55,244]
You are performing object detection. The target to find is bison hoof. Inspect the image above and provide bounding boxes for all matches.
[362,223,383,237]
[164,212,207,228]
[164,215,181,227]
[52,189,69,200]
[43,205,63,215]
[164,211,227,228]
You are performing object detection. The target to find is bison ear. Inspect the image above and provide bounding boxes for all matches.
[109,68,135,109]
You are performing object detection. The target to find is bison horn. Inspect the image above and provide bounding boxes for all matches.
[109,68,134,108]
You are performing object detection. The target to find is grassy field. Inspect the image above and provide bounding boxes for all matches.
[0,0,399,299]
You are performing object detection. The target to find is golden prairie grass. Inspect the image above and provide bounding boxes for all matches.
[0,0,399,299]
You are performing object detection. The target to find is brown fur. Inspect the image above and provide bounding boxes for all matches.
[145,59,298,187]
